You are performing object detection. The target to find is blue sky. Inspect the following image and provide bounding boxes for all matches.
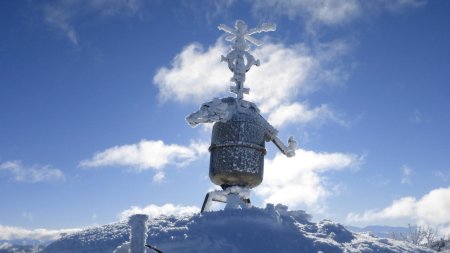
[1,0,450,240]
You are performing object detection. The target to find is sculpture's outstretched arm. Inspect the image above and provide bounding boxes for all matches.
[271,136,296,157]
[256,113,297,157]
[247,23,276,35]
[218,24,237,35]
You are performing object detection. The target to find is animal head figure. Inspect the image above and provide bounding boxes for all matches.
[186,98,232,127]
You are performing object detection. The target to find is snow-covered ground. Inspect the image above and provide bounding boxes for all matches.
[39,204,435,253]
[346,225,412,239]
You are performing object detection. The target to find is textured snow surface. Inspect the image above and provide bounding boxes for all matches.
[41,205,435,253]
[42,222,129,253]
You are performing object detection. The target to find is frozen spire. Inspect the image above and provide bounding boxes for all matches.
[218,20,276,99]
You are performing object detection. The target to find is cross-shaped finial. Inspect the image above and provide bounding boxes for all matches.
[218,20,276,99]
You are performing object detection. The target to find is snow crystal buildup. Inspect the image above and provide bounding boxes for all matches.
[41,205,434,253]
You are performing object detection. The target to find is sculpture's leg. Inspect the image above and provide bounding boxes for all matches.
[224,194,241,210]
[201,187,252,212]
[237,197,251,209]
[200,193,211,213]
[225,194,251,210]
[201,191,228,212]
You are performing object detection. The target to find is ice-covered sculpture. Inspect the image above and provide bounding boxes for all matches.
[187,97,296,157]
[186,20,297,212]
[129,214,148,253]
[114,214,163,253]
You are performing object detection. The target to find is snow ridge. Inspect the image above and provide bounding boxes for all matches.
[42,205,434,253]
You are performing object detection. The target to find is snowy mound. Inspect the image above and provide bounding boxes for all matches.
[43,222,129,253]
[42,204,434,253]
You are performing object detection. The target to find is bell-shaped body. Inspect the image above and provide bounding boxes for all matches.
[209,98,266,188]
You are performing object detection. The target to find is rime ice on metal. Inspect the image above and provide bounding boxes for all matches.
[218,20,276,99]
[186,20,296,212]
[113,214,150,253]
[129,214,148,253]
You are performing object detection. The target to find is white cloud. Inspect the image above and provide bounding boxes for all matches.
[152,171,165,183]
[42,0,143,45]
[245,43,320,113]
[154,39,348,128]
[401,164,413,184]
[154,41,229,103]
[347,197,416,223]
[255,148,361,209]
[79,139,208,172]
[347,186,450,228]
[268,102,341,128]
[416,188,450,224]
[119,203,200,220]
[0,160,65,183]
[0,224,81,241]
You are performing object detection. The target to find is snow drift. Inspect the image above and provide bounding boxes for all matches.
[42,204,434,253]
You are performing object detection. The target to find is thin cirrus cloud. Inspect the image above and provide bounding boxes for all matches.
[79,140,209,178]
[39,0,426,45]
[255,148,362,210]
[251,0,361,26]
[42,0,143,45]
[152,171,166,183]
[153,38,349,129]
[347,186,450,233]
[400,164,413,185]
[376,0,426,12]
[250,0,426,27]
[0,160,65,183]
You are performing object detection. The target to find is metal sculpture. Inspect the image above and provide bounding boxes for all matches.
[186,20,297,212]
